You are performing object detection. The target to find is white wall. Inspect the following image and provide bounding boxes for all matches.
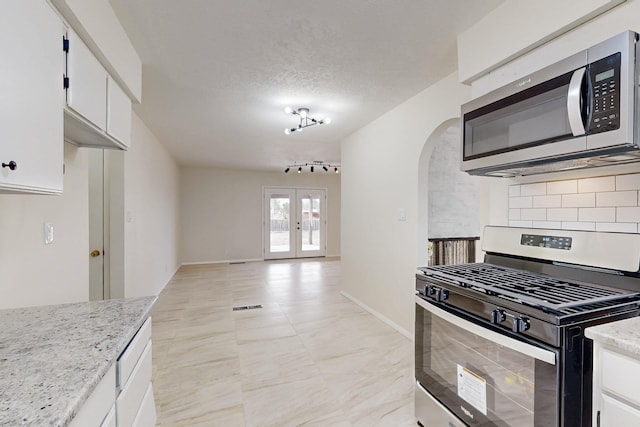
[123,114,181,297]
[0,143,89,309]
[180,167,341,264]
[341,72,472,335]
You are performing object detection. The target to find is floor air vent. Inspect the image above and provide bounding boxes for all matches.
[232,304,263,311]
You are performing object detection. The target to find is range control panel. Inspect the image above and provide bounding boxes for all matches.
[520,234,573,250]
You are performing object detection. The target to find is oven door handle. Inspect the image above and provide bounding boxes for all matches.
[416,296,556,366]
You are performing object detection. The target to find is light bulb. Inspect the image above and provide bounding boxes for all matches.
[284,106,293,114]
[334,167,339,173]
[297,167,302,173]
[299,108,308,118]
[323,117,331,124]
[284,128,291,135]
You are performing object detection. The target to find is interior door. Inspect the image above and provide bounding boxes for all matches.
[88,149,109,300]
[264,188,327,259]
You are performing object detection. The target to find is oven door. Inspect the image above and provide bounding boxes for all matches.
[415,296,560,427]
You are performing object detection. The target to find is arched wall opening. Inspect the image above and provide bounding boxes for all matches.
[417,118,481,266]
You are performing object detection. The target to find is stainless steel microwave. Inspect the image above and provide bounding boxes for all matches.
[461,31,640,177]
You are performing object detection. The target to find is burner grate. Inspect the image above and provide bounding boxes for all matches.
[420,263,639,312]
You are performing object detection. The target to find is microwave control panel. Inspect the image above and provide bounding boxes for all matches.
[588,52,621,134]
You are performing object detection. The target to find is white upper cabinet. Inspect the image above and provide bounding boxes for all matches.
[66,28,107,130]
[0,0,65,194]
[64,30,131,150]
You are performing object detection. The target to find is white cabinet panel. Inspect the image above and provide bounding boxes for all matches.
[117,318,152,388]
[69,364,116,427]
[133,383,157,427]
[66,28,107,130]
[601,348,640,407]
[601,394,640,427]
[116,342,153,427]
[101,405,116,427]
[0,0,64,194]
[107,75,132,148]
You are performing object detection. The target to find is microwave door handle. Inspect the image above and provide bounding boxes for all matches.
[567,67,587,136]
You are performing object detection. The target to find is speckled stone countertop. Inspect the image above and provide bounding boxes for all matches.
[0,296,156,427]
[585,316,640,357]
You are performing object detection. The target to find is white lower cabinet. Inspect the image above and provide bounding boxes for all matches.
[116,317,156,427]
[69,364,116,427]
[592,344,640,427]
[69,317,155,427]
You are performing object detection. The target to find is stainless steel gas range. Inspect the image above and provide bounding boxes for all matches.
[415,226,640,427]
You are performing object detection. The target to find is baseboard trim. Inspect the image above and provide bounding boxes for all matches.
[180,258,263,266]
[340,290,413,341]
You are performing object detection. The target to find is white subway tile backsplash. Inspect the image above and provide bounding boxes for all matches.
[521,209,546,221]
[578,208,616,222]
[547,208,578,222]
[509,220,533,228]
[595,222,638,233]
[578,176,615,193]
[532,221,562,229]
[595,191,638,207]
[509,196,533,209]
[533,195,561,208]
[617,207,640,223]
[561,222,596,231]
[547,180,577,195]
[520,183,547,196]
[505,174,640,232]
[562,193,595,208]
[616,173,640,191]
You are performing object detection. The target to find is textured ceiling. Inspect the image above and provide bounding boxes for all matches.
[109,0,503,171]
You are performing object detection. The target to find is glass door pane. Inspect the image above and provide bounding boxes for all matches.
[269,194,291,253]
[296,189,325,258]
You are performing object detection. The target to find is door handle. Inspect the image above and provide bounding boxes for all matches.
[90,250,101,258]
[567,67,587,136]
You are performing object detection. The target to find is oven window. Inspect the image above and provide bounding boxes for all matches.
[416,302,558,427]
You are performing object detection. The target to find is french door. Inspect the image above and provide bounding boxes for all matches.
[263,187,326,259]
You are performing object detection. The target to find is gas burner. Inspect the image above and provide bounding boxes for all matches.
[419,263,639,312]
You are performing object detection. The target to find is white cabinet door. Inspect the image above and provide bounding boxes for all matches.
[107,76,132,148]
[601,394,640,427]
[66,29,107,130]
[0,0,64,194]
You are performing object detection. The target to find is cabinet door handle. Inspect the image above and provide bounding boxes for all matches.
[2,161,17,171]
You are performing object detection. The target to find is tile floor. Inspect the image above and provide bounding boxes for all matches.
[150,257,418,426]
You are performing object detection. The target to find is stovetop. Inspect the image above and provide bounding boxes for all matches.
[418,263,640,313]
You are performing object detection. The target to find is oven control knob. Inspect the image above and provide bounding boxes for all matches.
[491,309,506,324]
[427,285,449,302]
[512,317,530,333]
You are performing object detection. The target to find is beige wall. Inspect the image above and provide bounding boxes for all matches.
[0,143,89,308]
[341,72,472,335]
[180,167,341,264]
[0,113,180,309]
[123,114,181,297]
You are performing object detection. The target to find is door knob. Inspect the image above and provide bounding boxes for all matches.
[90,250,101,258]
[2,161,17,171]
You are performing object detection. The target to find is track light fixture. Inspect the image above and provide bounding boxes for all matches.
[284,107,331,135]
[284,160,340,174]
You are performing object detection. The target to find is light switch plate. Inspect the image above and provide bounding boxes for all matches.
[44,222,54,245]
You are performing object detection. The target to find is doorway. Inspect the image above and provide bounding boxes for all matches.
[88,149,108,300]
[263,187,327,259]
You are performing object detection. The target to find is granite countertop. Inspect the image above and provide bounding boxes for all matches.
[585,316,640,357]
[0,296,156,427]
